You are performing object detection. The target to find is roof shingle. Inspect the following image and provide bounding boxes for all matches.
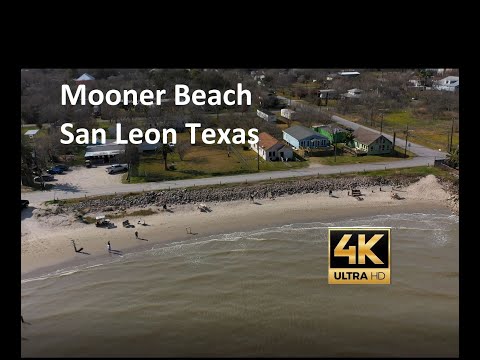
[353,127,388,145]
[258,132,280,150]
[283,125,327,140]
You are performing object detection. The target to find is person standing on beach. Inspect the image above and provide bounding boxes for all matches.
[21,315,30,325]
[135,231,138,239]
[107,241,111,252]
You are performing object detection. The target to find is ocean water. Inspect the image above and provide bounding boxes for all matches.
[21,211,459,357]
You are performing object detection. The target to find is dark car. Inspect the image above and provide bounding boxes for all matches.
[34,174,54,182]
[54,164,69,171]
[21,200,29,210]
[47,166,64,175]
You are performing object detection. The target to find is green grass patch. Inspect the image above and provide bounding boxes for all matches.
[367,110,458,151]
[125,144,308,184]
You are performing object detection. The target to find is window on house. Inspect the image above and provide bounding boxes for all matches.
[382,145,385,150]
[370,146,374,151]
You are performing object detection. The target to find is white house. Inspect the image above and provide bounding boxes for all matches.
[251,132,293,161]
[257,109,277,122]
[326,73,338,81]
[342,88,363,98]
[24,129,39,139]
[280,108,297,120]
[433,76,459,92]
[408,79,424,88]
[338,70,360,77]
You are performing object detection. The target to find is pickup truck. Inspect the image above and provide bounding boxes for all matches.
[105,164,128,174]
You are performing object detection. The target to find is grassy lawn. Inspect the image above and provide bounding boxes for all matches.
[382,111,458,151]
[275,120,303,131]
[333,110,458,152]
[126,143,307,183]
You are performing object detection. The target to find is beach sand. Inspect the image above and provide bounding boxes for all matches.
[21,175,453,278]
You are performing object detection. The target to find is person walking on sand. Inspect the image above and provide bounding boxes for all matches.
[21,315,30,325]
[107,241,111,252]
[135,231,139,239]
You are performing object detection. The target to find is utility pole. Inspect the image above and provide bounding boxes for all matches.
[333,128,337,162]
[449,118,455,152]
[392,131,396,155]
[404,125,409,158]
[257,145,260,171]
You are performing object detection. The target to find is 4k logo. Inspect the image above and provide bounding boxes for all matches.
[328,228,391,284]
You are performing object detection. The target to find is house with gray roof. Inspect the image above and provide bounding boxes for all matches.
[282,125,329,149]
[350,127,392,155]
[342,88,363,99]
[84,142,125,162]
[75,73,95,82]
[433,76,459,92]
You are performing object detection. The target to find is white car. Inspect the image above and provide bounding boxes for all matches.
[105,164,128,174]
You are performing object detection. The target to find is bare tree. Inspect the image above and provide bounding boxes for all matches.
[176,140,191,161]
[159,144,173,171]
[124,143,140,181]
[21,137,36,186]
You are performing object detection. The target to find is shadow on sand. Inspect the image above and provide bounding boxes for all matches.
[109,249,123,255]
[21,206,35,220]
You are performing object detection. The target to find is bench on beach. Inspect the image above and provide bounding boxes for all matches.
[351,189,362,197]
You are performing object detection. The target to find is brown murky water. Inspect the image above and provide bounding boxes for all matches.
[21,211,458,357]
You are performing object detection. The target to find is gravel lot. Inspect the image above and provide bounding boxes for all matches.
[48,165,124,193]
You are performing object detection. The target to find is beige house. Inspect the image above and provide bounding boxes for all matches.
[350,128,393,155]
[252,132,294,161]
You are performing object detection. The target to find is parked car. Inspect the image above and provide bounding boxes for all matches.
[21,199,29,210]
[34,174,54,182]
[47,166,64,175]
[105,164,128,174]
[54,164,69,171]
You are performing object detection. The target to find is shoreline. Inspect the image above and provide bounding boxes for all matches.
[22,177,454,280]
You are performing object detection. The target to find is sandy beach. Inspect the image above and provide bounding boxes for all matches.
[21,175,453,278]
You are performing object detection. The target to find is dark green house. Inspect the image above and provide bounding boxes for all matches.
[312,125,347,143]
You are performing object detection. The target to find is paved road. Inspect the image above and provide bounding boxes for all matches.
[22,100,447,205]
[23,157,439,205]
